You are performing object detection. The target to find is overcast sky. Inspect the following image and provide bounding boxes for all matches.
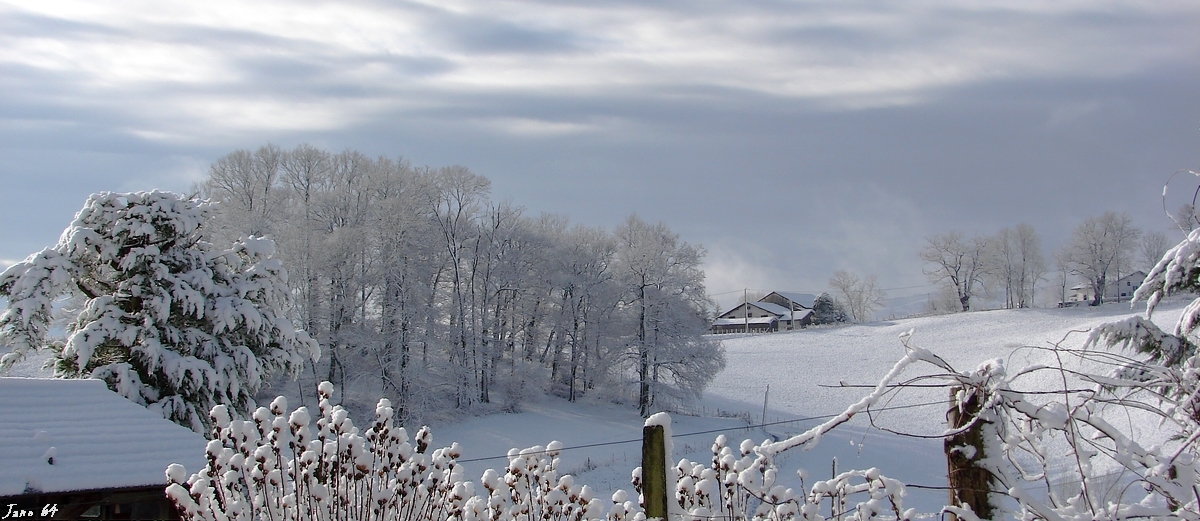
[2,0,1199,310]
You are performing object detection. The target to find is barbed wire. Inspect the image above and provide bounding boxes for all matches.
[456,399,946,464]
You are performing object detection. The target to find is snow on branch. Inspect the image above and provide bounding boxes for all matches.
[0,191,319,433]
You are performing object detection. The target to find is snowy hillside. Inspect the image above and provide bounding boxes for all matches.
[705,300,1182,431]
[431,299,1184,515]
[697,299,1189,512]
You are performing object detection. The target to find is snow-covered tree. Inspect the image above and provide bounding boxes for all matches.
[920,231,991,312]
[1093,224,1200,368]
[810,292,847,325]
[1066,211,1141,306]
[615,215,720,417]
[202,144,284,241]
[198,144,726,420]
[0,191,320,433]
[990,224,1045,309]
[1140,230,1172,273]
[828,270,885,323]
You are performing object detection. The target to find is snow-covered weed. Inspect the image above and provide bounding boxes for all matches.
[652,433,914,521]
[166,381,644,521]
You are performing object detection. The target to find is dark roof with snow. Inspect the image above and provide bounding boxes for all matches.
[760,291,817,309]
[717,300,805,319]
[748,301,791,316]
[0,377,207,497]
[1114,270,1146,283]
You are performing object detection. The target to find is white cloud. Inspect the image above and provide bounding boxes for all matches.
[2,0,1196,294]
[8,0,1198,145]
[701,242,790,310]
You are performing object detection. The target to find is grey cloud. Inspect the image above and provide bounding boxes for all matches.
[418,12,589,56]
[0,10,128,39]
[3,0,1199,301]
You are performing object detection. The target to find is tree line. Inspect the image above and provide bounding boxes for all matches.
[198,144,723,420]
[920,212,1174,312]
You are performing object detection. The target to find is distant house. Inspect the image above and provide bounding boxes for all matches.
[711,291,817,334]
[1065,270,1147,305]
[0,378,207,520]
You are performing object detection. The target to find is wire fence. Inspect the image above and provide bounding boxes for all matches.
[456,399,947,464]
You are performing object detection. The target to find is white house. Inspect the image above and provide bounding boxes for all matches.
[0,377,207,520]
[1066,270,1147,304]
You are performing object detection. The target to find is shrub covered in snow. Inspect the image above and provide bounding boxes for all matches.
[0,191,320,432]
[167,381,646,521]
[653,433,913,521]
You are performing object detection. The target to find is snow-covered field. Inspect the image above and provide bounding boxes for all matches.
[7,298,1180,515]
[433,299,1188,515]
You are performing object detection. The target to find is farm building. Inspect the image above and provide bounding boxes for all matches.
[1063,270,1147,305]
[711,292,817,333]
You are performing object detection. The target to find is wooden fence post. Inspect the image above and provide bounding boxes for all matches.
[642,424,668,520]
[945,386,993,521]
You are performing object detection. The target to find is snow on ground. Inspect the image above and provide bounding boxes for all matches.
[431,394,756,499]
[706,301,1183,436]
[431,299,1188,516]
[697,299,1188,514]
[2,297,1182,515]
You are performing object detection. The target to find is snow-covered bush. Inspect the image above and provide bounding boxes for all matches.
[167,381,644,521]
[479,442,611,520]
[654,434,912,521]
[0,191,320,432]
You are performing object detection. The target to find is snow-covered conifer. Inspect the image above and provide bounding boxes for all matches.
[0,191,320,432]
[810,293,847,325]
[1090,225,1200,369]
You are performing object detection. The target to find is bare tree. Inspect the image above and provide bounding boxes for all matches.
[920,232,991,311]
[828,270,886,323]
[196,144,727,422]
[991,228,1018,309]
[1053,246,1073,307]
[991,224,1046,309]
[1139,230,1172,272]
[429,165,491,408]
[202,144,283,240]
[1067,211,1141,306]
[1015,224,1047,308]
[1173,203,1198,233]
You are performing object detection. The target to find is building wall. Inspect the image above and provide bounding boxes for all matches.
[720,303,776,320]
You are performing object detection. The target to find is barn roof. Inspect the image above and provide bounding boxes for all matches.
[748,301,792,316]
[717,299,813,319]
[0,377,207,497]
[762,291,817,309]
